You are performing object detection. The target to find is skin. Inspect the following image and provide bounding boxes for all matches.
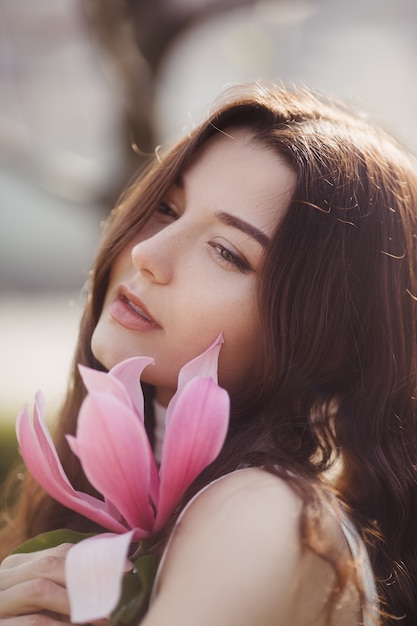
[0,131,360,624]
[0,543,72,625]
[91,129,295,405]
[0,475,360,626]
[142,469,361,626]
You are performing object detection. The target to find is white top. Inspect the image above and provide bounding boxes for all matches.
[337,511,379,626]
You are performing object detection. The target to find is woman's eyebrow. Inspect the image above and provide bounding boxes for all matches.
[215,211,270,248]
[176,174,270,246]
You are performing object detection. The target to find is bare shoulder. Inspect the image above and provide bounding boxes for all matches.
[174,467,303,532]
[144,468,361,626]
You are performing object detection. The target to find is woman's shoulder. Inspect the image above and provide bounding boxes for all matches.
[176,466,303,528]
[158,467,305,584]
[145,468,362,626]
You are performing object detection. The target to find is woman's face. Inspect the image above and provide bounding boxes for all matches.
[92,128,296,405]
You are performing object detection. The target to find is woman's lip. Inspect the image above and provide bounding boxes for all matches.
[110,287,161,331]
[119,286,158,322]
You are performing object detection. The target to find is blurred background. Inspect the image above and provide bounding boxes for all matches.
[1,0,417,482]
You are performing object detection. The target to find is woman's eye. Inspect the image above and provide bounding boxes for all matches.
[156,202,179,221]
[209,242,251,274]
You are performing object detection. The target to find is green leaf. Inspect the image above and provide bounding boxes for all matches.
[109,554,158,626]
[11,529,95,554]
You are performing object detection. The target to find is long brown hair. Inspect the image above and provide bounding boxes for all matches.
[2,83,417,624]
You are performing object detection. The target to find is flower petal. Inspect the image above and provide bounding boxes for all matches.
[16,395,127,533]
[66,531,134,623]
[109,356,154,419]
[23,392,72,491]
[165,333,224,431]
[78,357,153,420]
[71,392,157,533]
[177,333,223,390]
[155,377,229,530]
[109,358,160,509]
[78,367,131,412]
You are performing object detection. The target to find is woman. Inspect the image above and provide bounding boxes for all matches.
[1,83,417,625]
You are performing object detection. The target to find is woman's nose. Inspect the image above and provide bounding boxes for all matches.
[130,228,175,285]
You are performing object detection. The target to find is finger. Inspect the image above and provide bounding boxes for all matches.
[0,614,73,626]
[0,546,71,590]
[0,578,70,617]
[1,544,72,571]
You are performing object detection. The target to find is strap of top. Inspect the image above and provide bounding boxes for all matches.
[337,512,379,626]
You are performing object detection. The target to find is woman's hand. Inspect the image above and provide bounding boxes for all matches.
[0,543,72,625]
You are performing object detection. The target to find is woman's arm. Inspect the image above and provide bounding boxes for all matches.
[142,468,360,626]
[0,543,72,625]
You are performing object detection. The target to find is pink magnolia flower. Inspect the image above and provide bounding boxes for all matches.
[16,334,229,622]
